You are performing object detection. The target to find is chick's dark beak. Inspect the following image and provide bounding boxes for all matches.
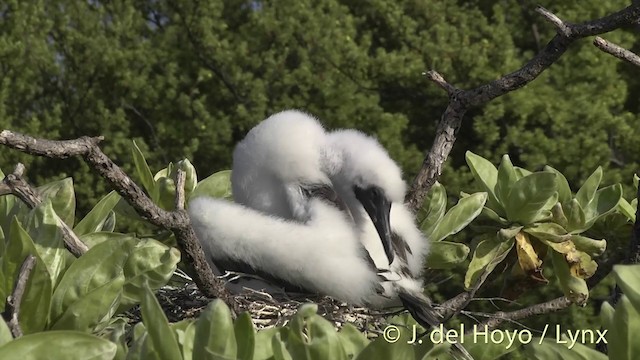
[354,186,394,264]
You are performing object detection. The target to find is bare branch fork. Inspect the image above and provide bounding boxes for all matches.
[2,255,37,338]
[0,130,233,306]
[411,3,640,325]
[405,3,640,211]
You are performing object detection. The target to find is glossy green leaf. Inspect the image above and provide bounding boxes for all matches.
[551,250,588,304]
[79,232,131,249]
[0,318,11,347]
[570,235,606,257]
[564,199,586,232]
[37,178,75,227]
[235,312,256,360]
[118,239,181,312]
[156,176,177,210]
[355,336,413,360]
[607,295,640,360]
[586,184,622,220]
[505,172,557,224]
[524,337,606,360]
[4,218,52,334]
[193,299,237,360]
[23,200,66,287]
[514,166,532,179]
[464,236,515,289]
[418,182,447,236]
[338,324,369,359]
[618,198,636,222]
[50,274,124,331]
[575,166,602,210]
[50,237,137,323]
[103,318,129,360]
[172,319,196,360]
[496,154,518,204]
[600,301,614,330]
[254,328,279,360]
[132,140,157,198]
[465,151,504,215]
[426,241,470,269]
[141,282,183,360]
[0,331,117,360]
[189,170,233,201]
[612,264,640,311]
[430,192,487,242]
[551,203,569,228]
[523,222,570,243]
[73,191,121,236]
[544,166,572,204]
[272,331,293,360]
[306,315,349,360]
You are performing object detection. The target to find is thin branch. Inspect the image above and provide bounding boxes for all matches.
[1,163,88,257]
[473,296,572,331]
[0,130,233,307]
[594,37,640,67]
[175,169,186,211]
[2,255,37,338]
[405,3,640,212]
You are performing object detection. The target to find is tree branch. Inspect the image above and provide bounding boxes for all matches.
[594,37,640,67]
[2,255,37,338]
[0,130,233,306]
[473,296,572,331]
[1,164,89,257]
[405,3,640,212]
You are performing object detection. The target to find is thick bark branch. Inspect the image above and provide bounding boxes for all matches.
[1,164,89,257]
[2,255,37,338]
[594,37,640,67]
[405,3,640,212]
[0,130,232,305]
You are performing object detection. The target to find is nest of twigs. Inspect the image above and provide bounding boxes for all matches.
[128,271,394,337]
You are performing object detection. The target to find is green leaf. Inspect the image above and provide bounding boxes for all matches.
[103,318,129,360]
[564,199,586,232]
[575,166,603,210]
[272,331,293,360]
[23,200,66,287]
[189,170,233,201]
[465,151,504,215]
[172,320,196,360]
[235,312,256,360]
[606,295,640,360]
[496,154,518,204]
[544,166,572,204]
[524,337,606,360]
[418,182,447,236]
[586,184,622,221]
[612,264,640,311]
[132,140,157,198]
[118,239,181,312]
[50,237,137,323]
[523,223,570,243]
[37,178,75,227]
[338,324,369,359]
[50,274,124,332]
[426,241,470,269]
[570,235,606,257]
[4,218,52,334]
[305,315,349,360]
[464,235,515,289]
[462,331,520,360]
[0,318,11,347]
[551,251,588,304]
[0,331,117,360]
[617,198,636,222]
[140,282,183,360]
[193,299,237,360]
[79,231,131,249]
[74,191,121,236]
[430,192,487,242]
[355,336,413,360]
[505,172,557,224]
[600,301,614,330]
[254,328,279,360]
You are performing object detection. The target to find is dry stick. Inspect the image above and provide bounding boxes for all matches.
[472,296,572,332]
[0,131,233,306]
[594,37,640,68]
[420,3,640,323]
[2,255,37,338]
[405,3,640,212]
[175,169,187,211]
[0,164,88,257]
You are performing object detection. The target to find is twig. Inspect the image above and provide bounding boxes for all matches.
[594,37,640,68]
[175,169,186,211]
[0,130,233,307]
[2,255,37,338]
[1,164,88,257]
[472,296,572,331]
[405,3,640,212]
